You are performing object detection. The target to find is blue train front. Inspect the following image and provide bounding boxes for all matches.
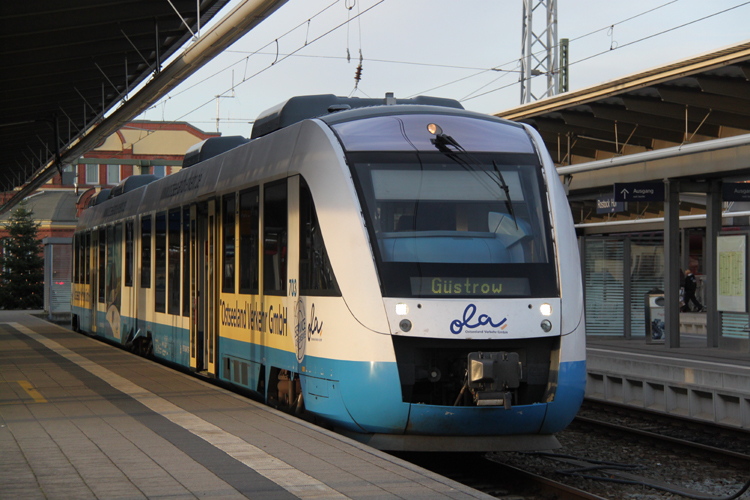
[268,97,586,451]
[71,94,585,452]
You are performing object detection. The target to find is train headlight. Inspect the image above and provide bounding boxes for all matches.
[541,319,552,332]
[427,123,443,135]
[540,303,552,316]
[395,303,409,316]
[399,319,412,332]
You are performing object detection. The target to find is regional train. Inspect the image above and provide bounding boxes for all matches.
[71,94,586,451]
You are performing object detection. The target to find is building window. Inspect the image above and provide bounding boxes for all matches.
[153,165,166,178]
[263,180,287,295]
[86,164,99,185]
[107,164,120,185]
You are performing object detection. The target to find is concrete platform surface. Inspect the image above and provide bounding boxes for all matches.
[0,312,493,500]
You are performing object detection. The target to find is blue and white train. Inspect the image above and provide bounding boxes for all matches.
[71,94,585,451]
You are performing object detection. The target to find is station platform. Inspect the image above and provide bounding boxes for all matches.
[586,314,750,430]
[0,311,493,500]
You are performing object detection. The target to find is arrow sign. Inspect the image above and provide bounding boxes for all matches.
[614,182,664,202]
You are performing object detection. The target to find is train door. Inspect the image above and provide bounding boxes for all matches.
[190,203,204,371]
[207,199,218,376]
[190,200,218,375]
[89,230,98,333]
[122,220,136,340]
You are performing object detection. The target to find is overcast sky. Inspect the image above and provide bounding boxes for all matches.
[136,0,750,137]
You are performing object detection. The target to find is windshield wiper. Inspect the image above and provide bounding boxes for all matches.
[492,160,518,231]
[431,132,519,231]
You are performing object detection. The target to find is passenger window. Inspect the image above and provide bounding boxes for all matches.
[141,216,151,288]
[182,206,190,316]
[239,187,259,294]
[125,220,133,287]
[222,194,235,293]
[155,212,167,313]
[85,232,91,285]
[105,224,120,306]
[73,234,79,284]
[299,179,339,296]
[168,209,181,315]
[263,181,287,295]
[98,228,106,303]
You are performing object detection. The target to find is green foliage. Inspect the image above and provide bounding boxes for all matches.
[0,201,44,309]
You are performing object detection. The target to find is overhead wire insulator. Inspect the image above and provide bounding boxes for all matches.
[354,64,363,87]
[354,49,363,89]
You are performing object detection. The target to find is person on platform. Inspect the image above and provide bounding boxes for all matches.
[683,269,704,312]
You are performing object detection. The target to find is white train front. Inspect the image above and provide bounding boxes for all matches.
[71,95,586,451]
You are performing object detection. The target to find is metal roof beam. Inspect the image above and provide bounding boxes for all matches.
[696,76,750,100]
[531,117,655,149]
[657,86,750,115]
[560,112,686,143]
[0,0,287,215]
[621,96,750,131]
[589,104,721,137]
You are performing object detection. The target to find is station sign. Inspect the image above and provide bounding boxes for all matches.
[722,182,750,202]
[613,182,665,202]
[596,195,627,214]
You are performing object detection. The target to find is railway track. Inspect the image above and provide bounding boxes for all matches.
[395,451,607,499]
[575,400,750,465]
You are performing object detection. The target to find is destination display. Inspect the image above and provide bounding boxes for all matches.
[410,277,531,297]
[613,182,665,202]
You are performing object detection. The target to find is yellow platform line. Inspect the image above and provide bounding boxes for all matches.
[17,381,47,403]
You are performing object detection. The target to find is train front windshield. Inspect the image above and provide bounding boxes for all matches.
[332,113,558,299]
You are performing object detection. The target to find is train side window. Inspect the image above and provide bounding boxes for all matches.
[155,211,167,313]
[141,216,151,288]
[239,187,259,294]
[263,180,287,295]
[168,208,181,315]
[106,223,122,305]
[106,225,115,305]
[85,232,91,285]
[299,178,340,296]
[222,193,235,294]
[125,220,133,287]
[182,206,190,316]
[73,234,79,284]
[76,234,82,284]
[98,228,106,303]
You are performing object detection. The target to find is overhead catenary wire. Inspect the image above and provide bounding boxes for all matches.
[409,0,684,100]
[134,0,385,147]
[459,0,750,103]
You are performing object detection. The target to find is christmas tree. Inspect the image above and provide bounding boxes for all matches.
[0,201,44,309]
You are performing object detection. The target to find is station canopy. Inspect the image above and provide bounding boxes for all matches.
[0,0,285,215]
[496,41,750,226]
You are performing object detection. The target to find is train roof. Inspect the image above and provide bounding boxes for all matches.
[182,136,250,168]
[250,94,464,140]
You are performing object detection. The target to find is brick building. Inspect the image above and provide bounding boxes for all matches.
[0,121,220,312]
